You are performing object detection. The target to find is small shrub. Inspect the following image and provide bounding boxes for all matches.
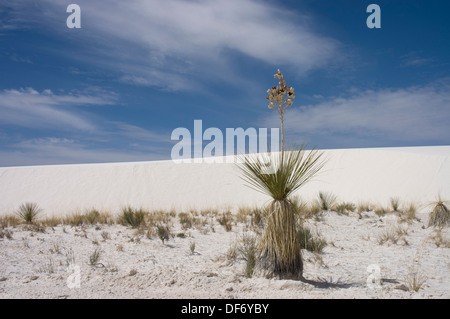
[377,223,409,245]
[85,209,100,224]
[428,228,450,248]
[63,213,85,226]
[334,202,356,215]
[428,199,449,228]
[316,192,337,211]
[237,233,258,278]
[303,202,322,220]
[0,229,13,240]
[156,224,172,244]
[374,206,389,217]
[16,203,42,224]
[290,196,308,216]
[406,271,427,292]
[189,241,196,255]
[218,211,233,232]
[390,197,401,212]
[0,215,21,228]
[226,241,238,264]
[179,212,193,230]
[297,225,327,253]
[101,231,110,240]
[400,202,418,223]
[41,216,62,227]
[89,248,102,266]
[357,201,373,214]
[119,207,146,228]
[404,249,427,292]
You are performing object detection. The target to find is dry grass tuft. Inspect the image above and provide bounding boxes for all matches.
[334,202,356,216]
[118,207,147,228]
[315,191,337,211]
[218,211,233,232]
[297,225,327,253]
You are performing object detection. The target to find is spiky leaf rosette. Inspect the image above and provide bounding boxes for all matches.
[238,145,325,201]
[237,146,325,278]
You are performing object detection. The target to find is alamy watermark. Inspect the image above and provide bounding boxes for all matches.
[366,264,382,289]
[171,120,280,166]
[66,263,81,289]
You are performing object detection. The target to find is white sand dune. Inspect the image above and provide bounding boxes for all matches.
[0,146,449,216]
[0,146,449,299]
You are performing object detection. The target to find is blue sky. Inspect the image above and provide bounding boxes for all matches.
[0,0,449,166]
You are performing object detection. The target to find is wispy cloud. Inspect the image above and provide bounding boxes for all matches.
[0,87,116,131]
[261,81,450,146]
[0,86,173,166]
[0,137,165,166]
[5,0,340,91]
[401,52,434,67]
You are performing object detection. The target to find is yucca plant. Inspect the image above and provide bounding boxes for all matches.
[239,147,324,278]
[238,69,324,279]
[428,198,450,228]
[16,202,42,224]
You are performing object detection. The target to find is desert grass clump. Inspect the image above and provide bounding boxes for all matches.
[290,196,308,217]
[297,225,327,254]
[119,207,147,228]
[249,208,265,230]
[390,197,401,212]
[218,211,233,232]
[428,228,450,248]
[315,191,337,212]
[156,224,172,244]
[377,223,409,245]
[334,202,356,216]
[178,212,194,230]
[16,202,42,224]
[374,205,389,217]
[236,206,252,224]
[404,248,427,292]
[101,231,111,241]
[357,201,373,218]
[0,215,21,228]
[303,202,322,220]
[428,198,450,228]
[89,248,102,266]
[237,233,258,278]
[0,229,13,240]
[399,202,418,223]
[189,241,196,255]
[41,216,62,228]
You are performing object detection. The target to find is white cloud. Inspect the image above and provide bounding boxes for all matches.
[0,137,165,166]
[0,87,116,131]
[7,0,340,91]
[261,81,450,145]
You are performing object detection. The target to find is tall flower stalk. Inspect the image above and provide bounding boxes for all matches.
[266,69,295,157]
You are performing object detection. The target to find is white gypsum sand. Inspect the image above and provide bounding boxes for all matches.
[0,209,448,298]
